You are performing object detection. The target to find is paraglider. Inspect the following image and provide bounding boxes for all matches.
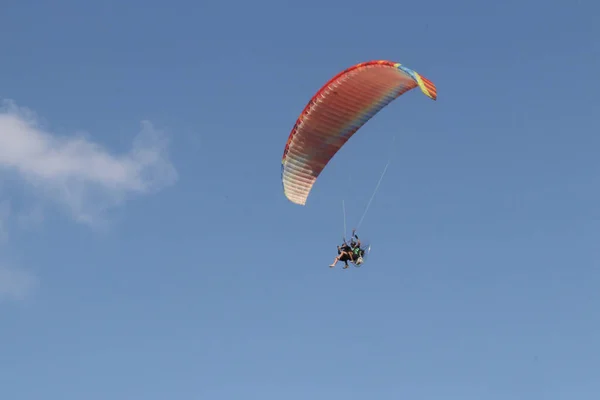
[280,60,437,268]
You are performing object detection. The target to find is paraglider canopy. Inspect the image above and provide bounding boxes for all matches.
[281,60,437,206]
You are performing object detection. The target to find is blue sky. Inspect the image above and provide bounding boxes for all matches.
[1,0,599,399]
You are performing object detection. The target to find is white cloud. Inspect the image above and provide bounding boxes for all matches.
[0,264,37,302]
[0,99,178,225]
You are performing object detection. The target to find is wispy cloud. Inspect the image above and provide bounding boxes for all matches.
[0,99,178,226]
[0,264,37,302]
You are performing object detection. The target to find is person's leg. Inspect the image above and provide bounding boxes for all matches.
[343,252,352,268]
[329,256,339,267]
